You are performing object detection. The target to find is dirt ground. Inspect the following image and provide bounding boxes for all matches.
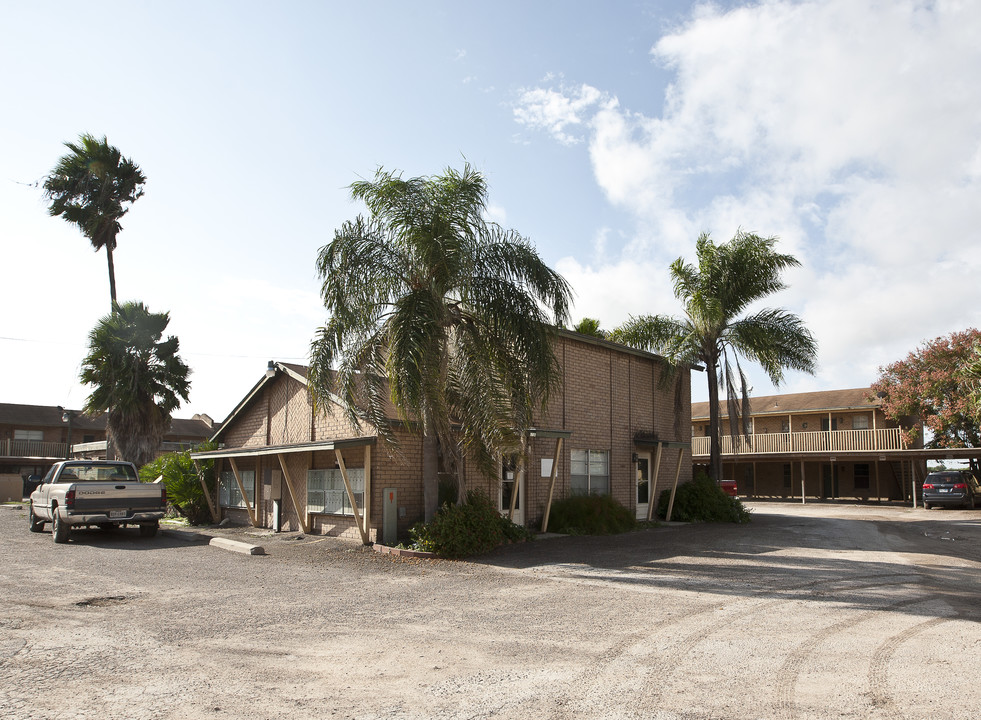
[1,501,979,720]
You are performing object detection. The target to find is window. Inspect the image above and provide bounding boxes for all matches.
[570,450,609,496]
[854,464,870,490]
[783,463,792,488]
[307,468,364,516]
[219,470,255,508]
[14,429,44,441]
[851,415,869,430]
[781,420,790,433]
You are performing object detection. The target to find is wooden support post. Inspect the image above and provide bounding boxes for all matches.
[193,459,220,523]
[665,447,685,523]
[276,453,309,534]
[875,460,881,502]
[540,437,564,533]
[335,450,369,545]
[752,461,757,497]
[910,459,917,509]
[646,442,664,522]
[801,460,806,504]
[229,457,259,527]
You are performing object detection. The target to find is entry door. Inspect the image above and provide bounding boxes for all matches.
[500,457,524,526]
[822,464,838,498]
[636,452,652,520]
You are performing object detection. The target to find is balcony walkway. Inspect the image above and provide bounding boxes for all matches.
[692,428,905,458]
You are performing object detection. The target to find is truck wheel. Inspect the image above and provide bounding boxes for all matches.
[139,522,158,538]
[52,508,70,544]
[28,503,45,533]
[923,502,930,510]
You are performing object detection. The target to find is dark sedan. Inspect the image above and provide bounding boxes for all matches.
[922,470,981,509]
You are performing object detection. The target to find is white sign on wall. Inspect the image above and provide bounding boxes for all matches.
[541,459,553,477]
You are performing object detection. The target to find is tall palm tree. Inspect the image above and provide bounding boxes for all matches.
[80,301,191,468]
[611,231,817,484]
[309,164,571,521]
[43,134,146,308]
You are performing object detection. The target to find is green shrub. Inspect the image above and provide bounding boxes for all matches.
[656,471,751,523]
[546,493,636,535]
[409,490,533,558]
[139,442,217,526]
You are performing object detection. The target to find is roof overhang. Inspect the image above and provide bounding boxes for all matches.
[190,437,376,461]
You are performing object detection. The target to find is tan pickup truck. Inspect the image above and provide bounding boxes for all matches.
[28,460,166,543]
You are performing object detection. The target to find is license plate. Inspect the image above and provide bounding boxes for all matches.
[109,510,127,518]
[938,489,950,493]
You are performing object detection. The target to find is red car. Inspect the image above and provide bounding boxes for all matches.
[720,479,738,498]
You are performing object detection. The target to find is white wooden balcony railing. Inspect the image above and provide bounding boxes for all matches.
[0,439,70,459]
[691,427,905,457]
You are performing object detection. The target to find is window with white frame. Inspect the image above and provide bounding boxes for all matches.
[219,470,255,508]
[851,415,869,430]
[14,429,44,441]
[570,449,609,496]
[307,468,364,516]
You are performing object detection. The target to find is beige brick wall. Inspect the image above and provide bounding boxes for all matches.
[215,334,692,538]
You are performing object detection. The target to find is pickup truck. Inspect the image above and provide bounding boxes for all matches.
[28,460,166,543]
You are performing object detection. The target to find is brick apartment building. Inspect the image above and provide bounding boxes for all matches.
[0,403,215,501]
[190,330,694,545]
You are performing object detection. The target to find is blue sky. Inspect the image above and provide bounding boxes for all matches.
[3,1,980,421]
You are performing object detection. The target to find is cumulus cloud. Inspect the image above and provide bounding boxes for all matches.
[513,0,981,396]
[513,84,614,145]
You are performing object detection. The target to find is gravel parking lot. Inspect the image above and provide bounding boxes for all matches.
[1,501,979,720]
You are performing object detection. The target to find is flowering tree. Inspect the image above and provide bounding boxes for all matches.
[870,329,981,449]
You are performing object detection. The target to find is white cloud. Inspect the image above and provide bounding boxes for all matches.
[513,0,981,396]
[513,84,613,146]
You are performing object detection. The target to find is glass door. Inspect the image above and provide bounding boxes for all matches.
[636,452,652,520]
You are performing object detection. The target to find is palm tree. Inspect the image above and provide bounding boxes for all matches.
[43,134,146,308]
[309,164,571,521]
[80,301,191,468]
[611,231,817,484]
[573,317,606,339]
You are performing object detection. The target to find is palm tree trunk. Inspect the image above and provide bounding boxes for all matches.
[706,355,723,484]
[422,427,439,522]
[106,244,118,309]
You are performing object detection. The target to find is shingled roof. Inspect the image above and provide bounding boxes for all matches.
[691,388,879,421]
[0,403,216,438]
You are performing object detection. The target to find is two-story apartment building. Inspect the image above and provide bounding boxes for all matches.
[0,403,215,500]
[190,330,695,545]
[691,388,928,501]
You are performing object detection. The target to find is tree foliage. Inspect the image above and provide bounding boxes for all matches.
[81,301,191,467]
[308,164,571,521]
[43,134,146,308]
[139,442,217,525]
[871,328,981,448]
[610,231,817,483]
[573,317,606,339]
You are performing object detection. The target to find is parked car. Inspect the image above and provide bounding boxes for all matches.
[28,460,166,543]
[921,470,981,510]
[720,479,738,498]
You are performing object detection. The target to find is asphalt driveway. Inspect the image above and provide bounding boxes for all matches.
[1,501,979,719]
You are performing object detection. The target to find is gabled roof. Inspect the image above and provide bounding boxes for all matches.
[210,361,350,443]
[691,388,879,421]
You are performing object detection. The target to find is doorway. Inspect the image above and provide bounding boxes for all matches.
[500,456,524,526]
[636,452,652,520]
[822,464,839,499]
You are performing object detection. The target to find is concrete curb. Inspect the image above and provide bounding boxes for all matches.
[160,528,212,543]
[209,536,266,555]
